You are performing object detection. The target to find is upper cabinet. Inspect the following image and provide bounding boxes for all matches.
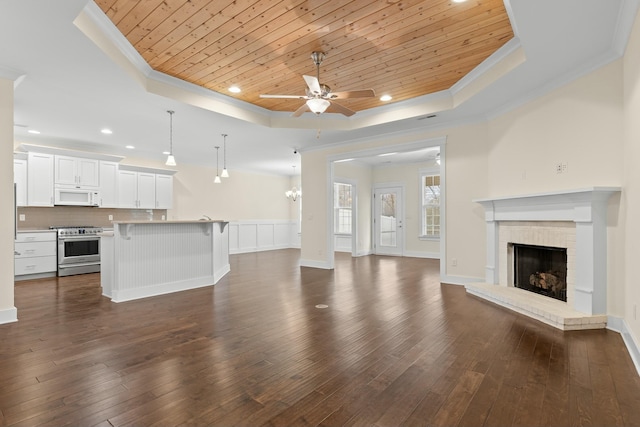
[27,152,54,206]
[13,155,27,207]
[118,165,175,210]
[155,174,173,209]
[99,161,119,208]
[15,145,175,210]
[55,155,99,188]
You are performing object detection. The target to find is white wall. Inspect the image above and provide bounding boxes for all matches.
[487,60,624,316]
[623,6,640,366]
[0,77,15,323]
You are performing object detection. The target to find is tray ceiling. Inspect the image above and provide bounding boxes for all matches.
[95,0,514,114]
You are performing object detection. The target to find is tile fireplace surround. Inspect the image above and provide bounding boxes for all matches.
[467,187,620,330]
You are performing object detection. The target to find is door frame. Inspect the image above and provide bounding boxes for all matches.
[372,183,405,256]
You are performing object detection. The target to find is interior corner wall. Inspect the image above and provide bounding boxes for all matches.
[623,6,640,353]
[0,78,15,321]
[486,59,624,316]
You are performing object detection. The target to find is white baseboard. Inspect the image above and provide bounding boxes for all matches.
[230,243,291,255]
[111,276,217,303]
[0,306,18,324]
[299,258,333,269]
[440,274,484,286]
[403,251,440,259]
[608,316,640,376]
[356,250,372,257]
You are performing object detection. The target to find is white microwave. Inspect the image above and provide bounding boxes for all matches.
[54,187,100,206]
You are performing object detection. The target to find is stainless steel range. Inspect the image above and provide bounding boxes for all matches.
[51,226,102,276]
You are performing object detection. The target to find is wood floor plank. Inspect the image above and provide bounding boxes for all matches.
[0,250,638,426]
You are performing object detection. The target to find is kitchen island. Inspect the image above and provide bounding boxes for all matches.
[100,220,229,302]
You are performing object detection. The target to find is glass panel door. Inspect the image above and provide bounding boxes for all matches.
[374,186,403,256]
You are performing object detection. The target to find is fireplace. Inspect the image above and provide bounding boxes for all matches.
[466,187,620,330]
[513,243,567,302]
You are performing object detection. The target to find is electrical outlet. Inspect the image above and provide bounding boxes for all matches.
[451,258,458,267]
[19,214,25,221]
[555,163,563,174]
[161,215,166,220]
[108,215,113,221]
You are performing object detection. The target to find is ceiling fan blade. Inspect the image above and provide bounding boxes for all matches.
[326,101,356,117]
[292,103,310,117]
[260,94,308,99]
[328,89,376,99]
[303,75,322,95]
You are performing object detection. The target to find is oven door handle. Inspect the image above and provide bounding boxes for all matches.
[58,236,100,241]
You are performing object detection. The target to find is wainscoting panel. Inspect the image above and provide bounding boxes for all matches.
[229,220,298,254]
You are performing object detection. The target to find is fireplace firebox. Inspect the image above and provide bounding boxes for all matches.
[513,243,567,302]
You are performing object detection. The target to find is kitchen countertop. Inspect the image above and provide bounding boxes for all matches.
[17,229,56,233]
[111,220,228,224]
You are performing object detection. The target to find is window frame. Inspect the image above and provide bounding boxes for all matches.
[419,167,441,241]
[333,182,353,235]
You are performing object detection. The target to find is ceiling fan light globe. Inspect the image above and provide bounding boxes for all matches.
[306,98,330,114]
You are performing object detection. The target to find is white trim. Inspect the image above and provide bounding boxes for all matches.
[403,251,440,259]
[228,220,297,254]
[299,258,333,269]
[0,65,26,88]
[607,316,640,376]
[612,0,640,55]
[440,275,483,286]
[474,187,621,315]
[111,276,219,303]
[0,307,18,324]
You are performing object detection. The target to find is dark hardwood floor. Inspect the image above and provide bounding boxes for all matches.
[1,249,639,426]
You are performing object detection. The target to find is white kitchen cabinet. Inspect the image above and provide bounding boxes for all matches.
[117,170,156,209]
[13,157,27,206]
[27,152,54,206]
[15,231,57,279]
[155,174,173,209]
[99,161,119,208]
[55,155,99,188]
[137,172,156,209]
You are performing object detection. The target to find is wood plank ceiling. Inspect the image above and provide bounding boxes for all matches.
[95,0,514,114]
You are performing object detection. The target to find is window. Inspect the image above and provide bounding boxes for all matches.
[334,182,352,234]
[421,173,440,238]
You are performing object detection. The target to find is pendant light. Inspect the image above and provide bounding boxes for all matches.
[221,134,229,178]
[165,110,176,166]
[214,146,221,184]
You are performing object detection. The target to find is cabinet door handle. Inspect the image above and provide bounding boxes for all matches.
[14,251,21,256]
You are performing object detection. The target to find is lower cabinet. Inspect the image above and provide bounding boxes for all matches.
[15,231,57,280]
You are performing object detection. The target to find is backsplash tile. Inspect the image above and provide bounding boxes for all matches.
[17,207,167,230]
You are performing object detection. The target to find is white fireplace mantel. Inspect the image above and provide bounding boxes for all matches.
[474,187,620,316]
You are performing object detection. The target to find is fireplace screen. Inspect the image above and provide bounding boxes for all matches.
[513,243,567,302]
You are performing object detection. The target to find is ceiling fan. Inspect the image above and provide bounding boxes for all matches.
[260,51,376,117]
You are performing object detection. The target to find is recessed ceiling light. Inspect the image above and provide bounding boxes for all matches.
[380,94,392,101]
[229,85,241,93]
[125,145,135,149]
[378,152,397,157]
[162,151,170,155]
[27,129,40,134]
[452,0,467,3]
[101,128,113,135]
